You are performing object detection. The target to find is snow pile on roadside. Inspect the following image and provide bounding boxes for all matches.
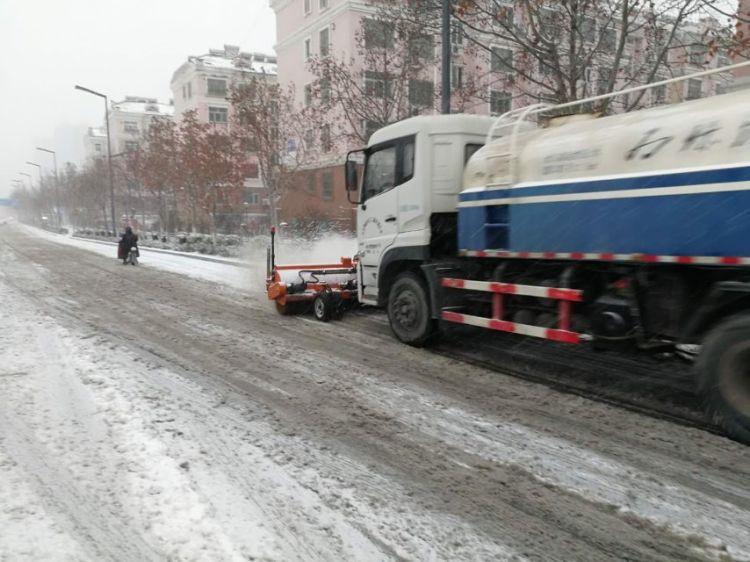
[18,223,253,290]
[19,223,356,294]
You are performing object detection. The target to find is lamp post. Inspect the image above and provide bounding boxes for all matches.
[19,172,32,189]
[37,147,62,227]
[26,161,42,185]
[441,0,451,115]
[75,84,117,234]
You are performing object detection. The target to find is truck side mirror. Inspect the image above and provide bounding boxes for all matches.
[345,160,358,192]
[345,149,364,205]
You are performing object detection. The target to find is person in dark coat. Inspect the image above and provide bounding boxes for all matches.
[118,226,139,264]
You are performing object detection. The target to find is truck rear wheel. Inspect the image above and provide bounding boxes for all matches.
[696,314,750,444]
[387,272,435,347]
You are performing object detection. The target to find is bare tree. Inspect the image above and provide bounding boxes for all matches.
[230,77,320,226]
[307,0,455,144]
[448,0,743,112]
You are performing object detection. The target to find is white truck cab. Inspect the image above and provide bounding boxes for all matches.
[346,114,494,317]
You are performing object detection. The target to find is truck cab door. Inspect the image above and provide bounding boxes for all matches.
[357,141,399,303]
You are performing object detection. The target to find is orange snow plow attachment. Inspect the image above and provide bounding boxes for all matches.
[266,227,358,321]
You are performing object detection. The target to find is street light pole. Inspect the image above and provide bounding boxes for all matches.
[19,172,32,189]
[26,161,42,185]
[75,84,117,235]
[441,0,452,115]
[37,147,61,227]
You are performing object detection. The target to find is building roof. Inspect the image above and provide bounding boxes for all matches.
[111,96,175,116]
[86,127,107,138]
[186,45,278,75]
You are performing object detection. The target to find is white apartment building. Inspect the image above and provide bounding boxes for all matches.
[109,96,174,155]
[83,97,173,162]
[170,44,278,125]
[83,127,108,162]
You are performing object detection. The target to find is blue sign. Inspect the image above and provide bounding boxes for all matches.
[0,198,16,207]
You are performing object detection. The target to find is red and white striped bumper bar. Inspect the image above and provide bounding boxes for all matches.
[440,278,585,344]
[459,249,750,266]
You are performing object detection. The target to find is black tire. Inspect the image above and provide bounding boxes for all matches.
[313,292,333,322]
[387,272,435,347]
[696,314,750,444]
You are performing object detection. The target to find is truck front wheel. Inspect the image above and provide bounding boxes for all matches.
[696,314,750,444]
[387,272,435,347]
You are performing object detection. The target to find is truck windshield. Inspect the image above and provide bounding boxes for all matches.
[363,145,396,200]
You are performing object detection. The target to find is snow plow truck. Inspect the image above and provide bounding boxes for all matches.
[269,66,750,443]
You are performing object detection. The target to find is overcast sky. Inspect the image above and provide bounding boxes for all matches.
[0,0,276,197]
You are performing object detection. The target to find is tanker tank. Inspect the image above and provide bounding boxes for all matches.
[458,90,750,258]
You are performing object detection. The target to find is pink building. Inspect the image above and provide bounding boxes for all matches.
[170,44,277,125]
[270,1,734,227]
[733,0,750,87]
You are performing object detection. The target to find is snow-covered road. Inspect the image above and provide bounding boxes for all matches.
[1,224,749,561]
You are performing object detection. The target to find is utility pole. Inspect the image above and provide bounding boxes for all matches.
[441,0,451,114]
[37,147,61,227]
[75,84,117,234]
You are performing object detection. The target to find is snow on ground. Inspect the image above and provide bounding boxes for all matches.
[6,223,750,561]
[0,267,515,561]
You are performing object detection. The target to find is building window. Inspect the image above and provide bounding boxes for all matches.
[490,90,511,115]
[319,27,330,56]
[451,21,463,47]
[601,26,617,54]
[319,0,328,9]
[688,44,708,66]
[322,171,333,200]
[580,16,596,43]
[363,120,382,140]
[248,192,259,205]
[306,172,317,193]
[491,46,513,73]
[124,121,139,133]
[363,18,394,50]
[687,79,702,100]
[304,38,312,60]
[182,85,186,100]
[124,141,139,152]
[321,124,332,152]
[207,78,227,97]
[304,0,311,14]
[408,34,434,62]
[652,84,666,105]
[209,106,229,123]
[364,71,389,99]
[451,65,463,89]
[304,84,313,106]
[304,128,314,149]
[409,79,434,108]
[187,82,192,98]
[245,162,259,178]
[319,77,331,104]
[597,68,613,95]
[497,5,513,28]
[95,144,102,153]
[538,58,554,78]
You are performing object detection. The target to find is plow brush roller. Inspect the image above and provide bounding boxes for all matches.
[265,227,358,321]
